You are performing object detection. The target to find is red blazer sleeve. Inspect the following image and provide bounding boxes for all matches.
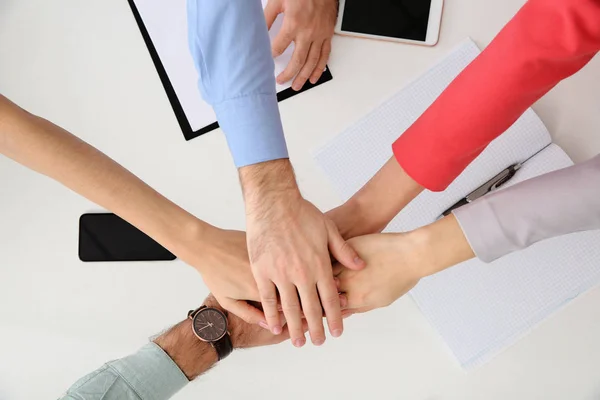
[393,0,600,191]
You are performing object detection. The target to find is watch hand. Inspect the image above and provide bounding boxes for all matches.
[197,323,213,332]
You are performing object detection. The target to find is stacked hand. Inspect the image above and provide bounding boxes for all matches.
[174,227,266,325]
[241,160,365,347]
[332,215,476,314]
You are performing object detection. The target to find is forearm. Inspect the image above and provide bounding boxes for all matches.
[188,0,288,167]
[454,155,600,262]
[60,320,216,400]
[154,319,217,380]
[338,157,423,237]
[0,96,216,261]
[410,214,475,278]
[239,159,300,212]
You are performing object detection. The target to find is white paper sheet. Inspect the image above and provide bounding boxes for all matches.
[134,0,293,132]
[313,39,600,368]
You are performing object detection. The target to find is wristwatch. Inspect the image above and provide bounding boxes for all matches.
[188,305,233,361]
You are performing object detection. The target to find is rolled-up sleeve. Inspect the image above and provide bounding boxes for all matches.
[454,155,600,262]
[187,0,288,167]
[59,343,188,400]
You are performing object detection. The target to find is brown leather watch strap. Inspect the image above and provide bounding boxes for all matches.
[212,332,233,361]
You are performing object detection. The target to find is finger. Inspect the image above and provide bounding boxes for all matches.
[327,221,365,271]
[317,275,344,338]
[222,298,268,329]
[264,0,280,30]
[310,39,332,84]
[276,316,310,345]
[292,41,322,91]
[277,40,311,85]
[257,279,282,335]
[334,277,341,290]
[278,283,306,347]
[272,29,293,59]
[341,309,355,319]
[298,284,326,346]
[332,264,344,276]
[339,293,348,309]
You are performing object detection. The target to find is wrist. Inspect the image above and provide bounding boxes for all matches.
[153,319,218,381]
[407,214,475,278]
[170,218,222,275]
[239,159,301,212]
[350,158,424,233]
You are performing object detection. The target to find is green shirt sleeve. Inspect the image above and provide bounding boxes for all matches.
[58,343,189,400]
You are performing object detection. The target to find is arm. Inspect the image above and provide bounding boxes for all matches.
[338,156,600,312]
[454,154,600,262]
[327,158,424,239]
[59,296,297,400]
[0,94,262,323]
[394,0,600,191]
[188,0,364,346]
[330,0,600,237]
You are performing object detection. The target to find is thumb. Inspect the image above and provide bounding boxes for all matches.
[264,0,280,30]
[327,221,366,271]
[223,299,268,329]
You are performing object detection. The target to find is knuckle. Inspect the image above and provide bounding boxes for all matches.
[285,20,300,33]
[321,293,340,308]
[261,294,278,305]
[294,270,311,286]
[273,45,286,56]
[293,57,305,68]
[282,301,301,313]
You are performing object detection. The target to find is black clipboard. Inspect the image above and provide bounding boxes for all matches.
[127,0,334,141]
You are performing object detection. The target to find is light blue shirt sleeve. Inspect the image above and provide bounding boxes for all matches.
[58,343,188,400]
[186,0,289,168]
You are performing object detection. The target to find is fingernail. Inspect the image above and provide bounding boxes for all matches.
[259,321,269,330]
[313,337,325,346]
[310,78,317,84]
[332,329,343,338]
[272,326,282,335]
[294,338,306,347]
[354,256,365,266]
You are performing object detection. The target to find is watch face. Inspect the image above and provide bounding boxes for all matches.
[192,307,228,342]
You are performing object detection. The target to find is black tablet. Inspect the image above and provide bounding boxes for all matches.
[127,0,333,141]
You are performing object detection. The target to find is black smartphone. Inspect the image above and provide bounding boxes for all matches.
[79,213,176,262]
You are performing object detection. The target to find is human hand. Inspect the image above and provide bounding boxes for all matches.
[334,233,424,313]
[202,294,306,349]
[326,199,383,240]
[154,294,309,380]
[335,215,475,313]
[240,159,365,348]
[264,0,338,90]
[327,158,425,239]
[175,227,266,326]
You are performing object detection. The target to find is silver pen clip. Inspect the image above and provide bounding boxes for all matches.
[439,163,522,219]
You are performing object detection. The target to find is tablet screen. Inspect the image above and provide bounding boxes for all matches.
[341,0,432,42]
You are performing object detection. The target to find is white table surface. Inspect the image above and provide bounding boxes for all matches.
[1,1,600,399]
